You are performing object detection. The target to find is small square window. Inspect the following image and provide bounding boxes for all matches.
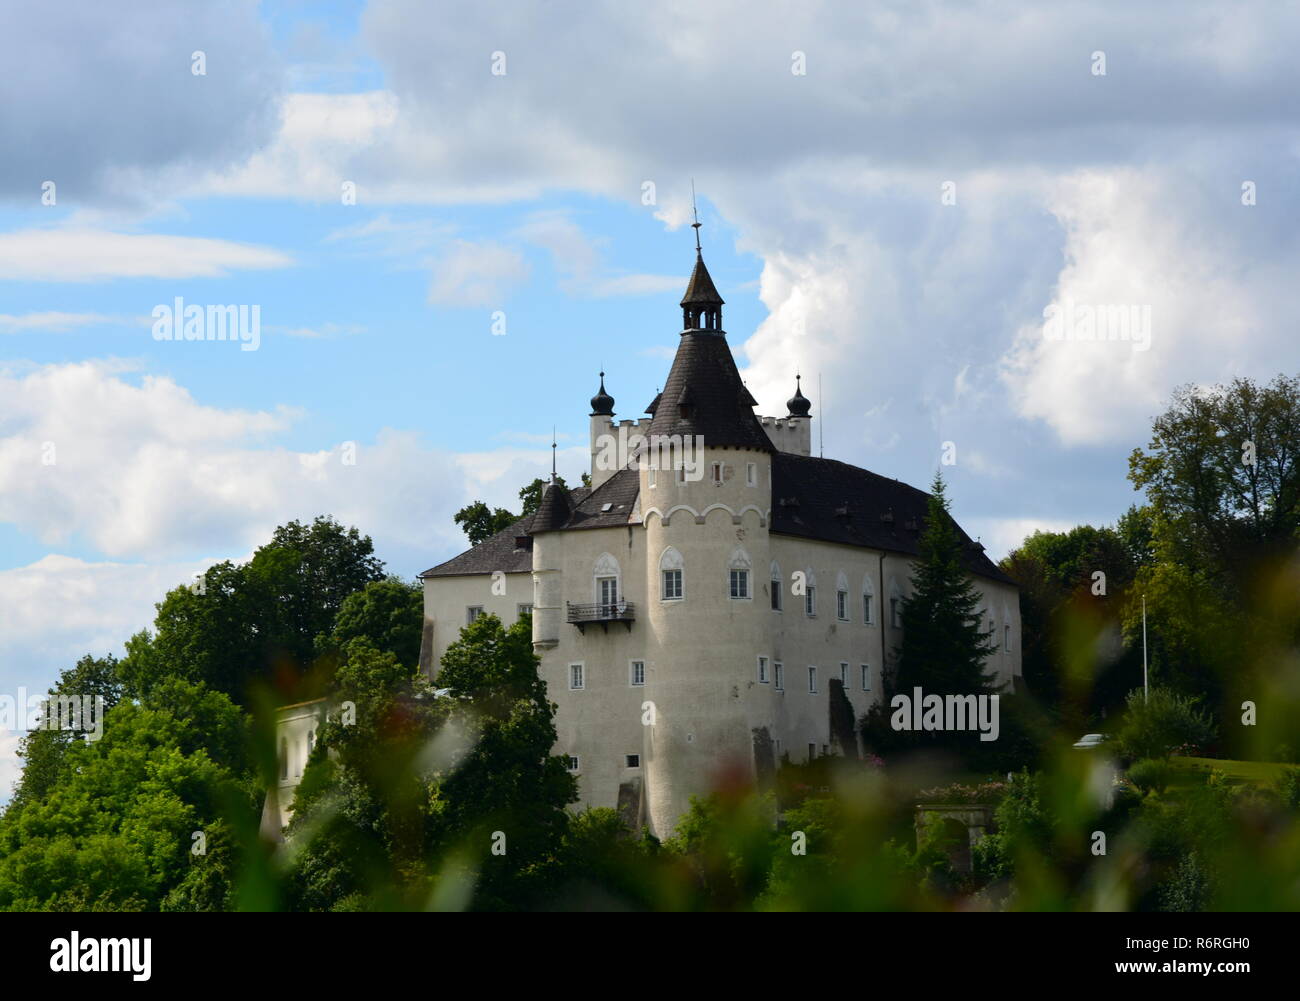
[625,754,640,768]
[757,656,769,684]
[807,666,817,693]
[630,660,645,686]
[774,662,784,691]
[466,605,484,625]
[569,663,584,690]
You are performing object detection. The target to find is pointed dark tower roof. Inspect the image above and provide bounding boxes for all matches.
[589,371,615,416]
[787,374,812,417]
[680,252,724,308]
[528,481,572,533]
[646,246,772,452]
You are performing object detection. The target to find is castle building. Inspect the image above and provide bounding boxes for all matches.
[416,243,1021,837]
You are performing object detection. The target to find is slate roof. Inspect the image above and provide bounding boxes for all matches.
[770,453,1015,585]
[419,513,536,577]
[644,330,773,452]
[680,252,725,306]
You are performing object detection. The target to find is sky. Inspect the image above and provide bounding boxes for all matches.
[2,0,1299,795]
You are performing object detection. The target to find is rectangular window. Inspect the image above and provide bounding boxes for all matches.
[861,664,871,691]
[630,660,645,686]
[1005,624,1012,651]
[569,663,584,690]
[625,754,640,768]
[567,755,579,771]
[863,593,873,625]
[597,575,618,612]
[808,742,816,762]
[890,597,902,628]
[807,666,817,693]
[648,466,657,488]
[771,577,782,611]
[517,603,533,618]
[840,662,849,688]
[729,568,750,599]
[711,462,723,484]
[676,465,685,484]
[836,589,848,620]
[774,662,784,691]
[746,462,756,486]
[662,568,683,600]
[757,656,769,684]
[805,585,816,617]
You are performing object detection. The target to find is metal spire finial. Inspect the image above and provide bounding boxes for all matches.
[551,426,557,483]
[691,179,702,254]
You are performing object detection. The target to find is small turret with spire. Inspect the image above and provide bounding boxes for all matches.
[590,371,615,416]
[787,374,812,418]
[681,188,725,333]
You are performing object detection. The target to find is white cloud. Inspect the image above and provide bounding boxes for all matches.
[427,239,529,307]
[0,312,117,333]
[0,228,293,282]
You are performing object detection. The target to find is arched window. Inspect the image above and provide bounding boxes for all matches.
[660,546,684,600]
[593,552,621,612]
[862,573,875,625]
[835,571,849,621]
[804,569,818,617]
[770,560,782,611]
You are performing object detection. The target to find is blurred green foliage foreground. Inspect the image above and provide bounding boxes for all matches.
[1,376,1299,910]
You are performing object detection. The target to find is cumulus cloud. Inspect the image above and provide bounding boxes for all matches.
[0,360,490,562]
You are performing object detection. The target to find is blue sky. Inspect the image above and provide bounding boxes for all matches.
[3,0,1300,795]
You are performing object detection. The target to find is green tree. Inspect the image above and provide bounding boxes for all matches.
[518,476,570,518]
[893,473,997,699]
[1128,374,1300,591]
[317,576,423,669]
[0,678,251,911]
[123,516,385,706]
[453,501,517,545]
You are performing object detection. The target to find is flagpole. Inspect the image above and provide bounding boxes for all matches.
[1142,594,1148,703]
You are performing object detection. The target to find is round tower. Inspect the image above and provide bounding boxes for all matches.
[638,241,778,836]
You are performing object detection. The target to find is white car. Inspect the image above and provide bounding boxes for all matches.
[1072,733,1109,749]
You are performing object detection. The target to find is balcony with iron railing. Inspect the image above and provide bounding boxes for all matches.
[566,600,636,633]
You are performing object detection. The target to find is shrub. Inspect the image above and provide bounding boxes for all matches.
[1115,687,1216,761]
[1127,758,1173,795]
